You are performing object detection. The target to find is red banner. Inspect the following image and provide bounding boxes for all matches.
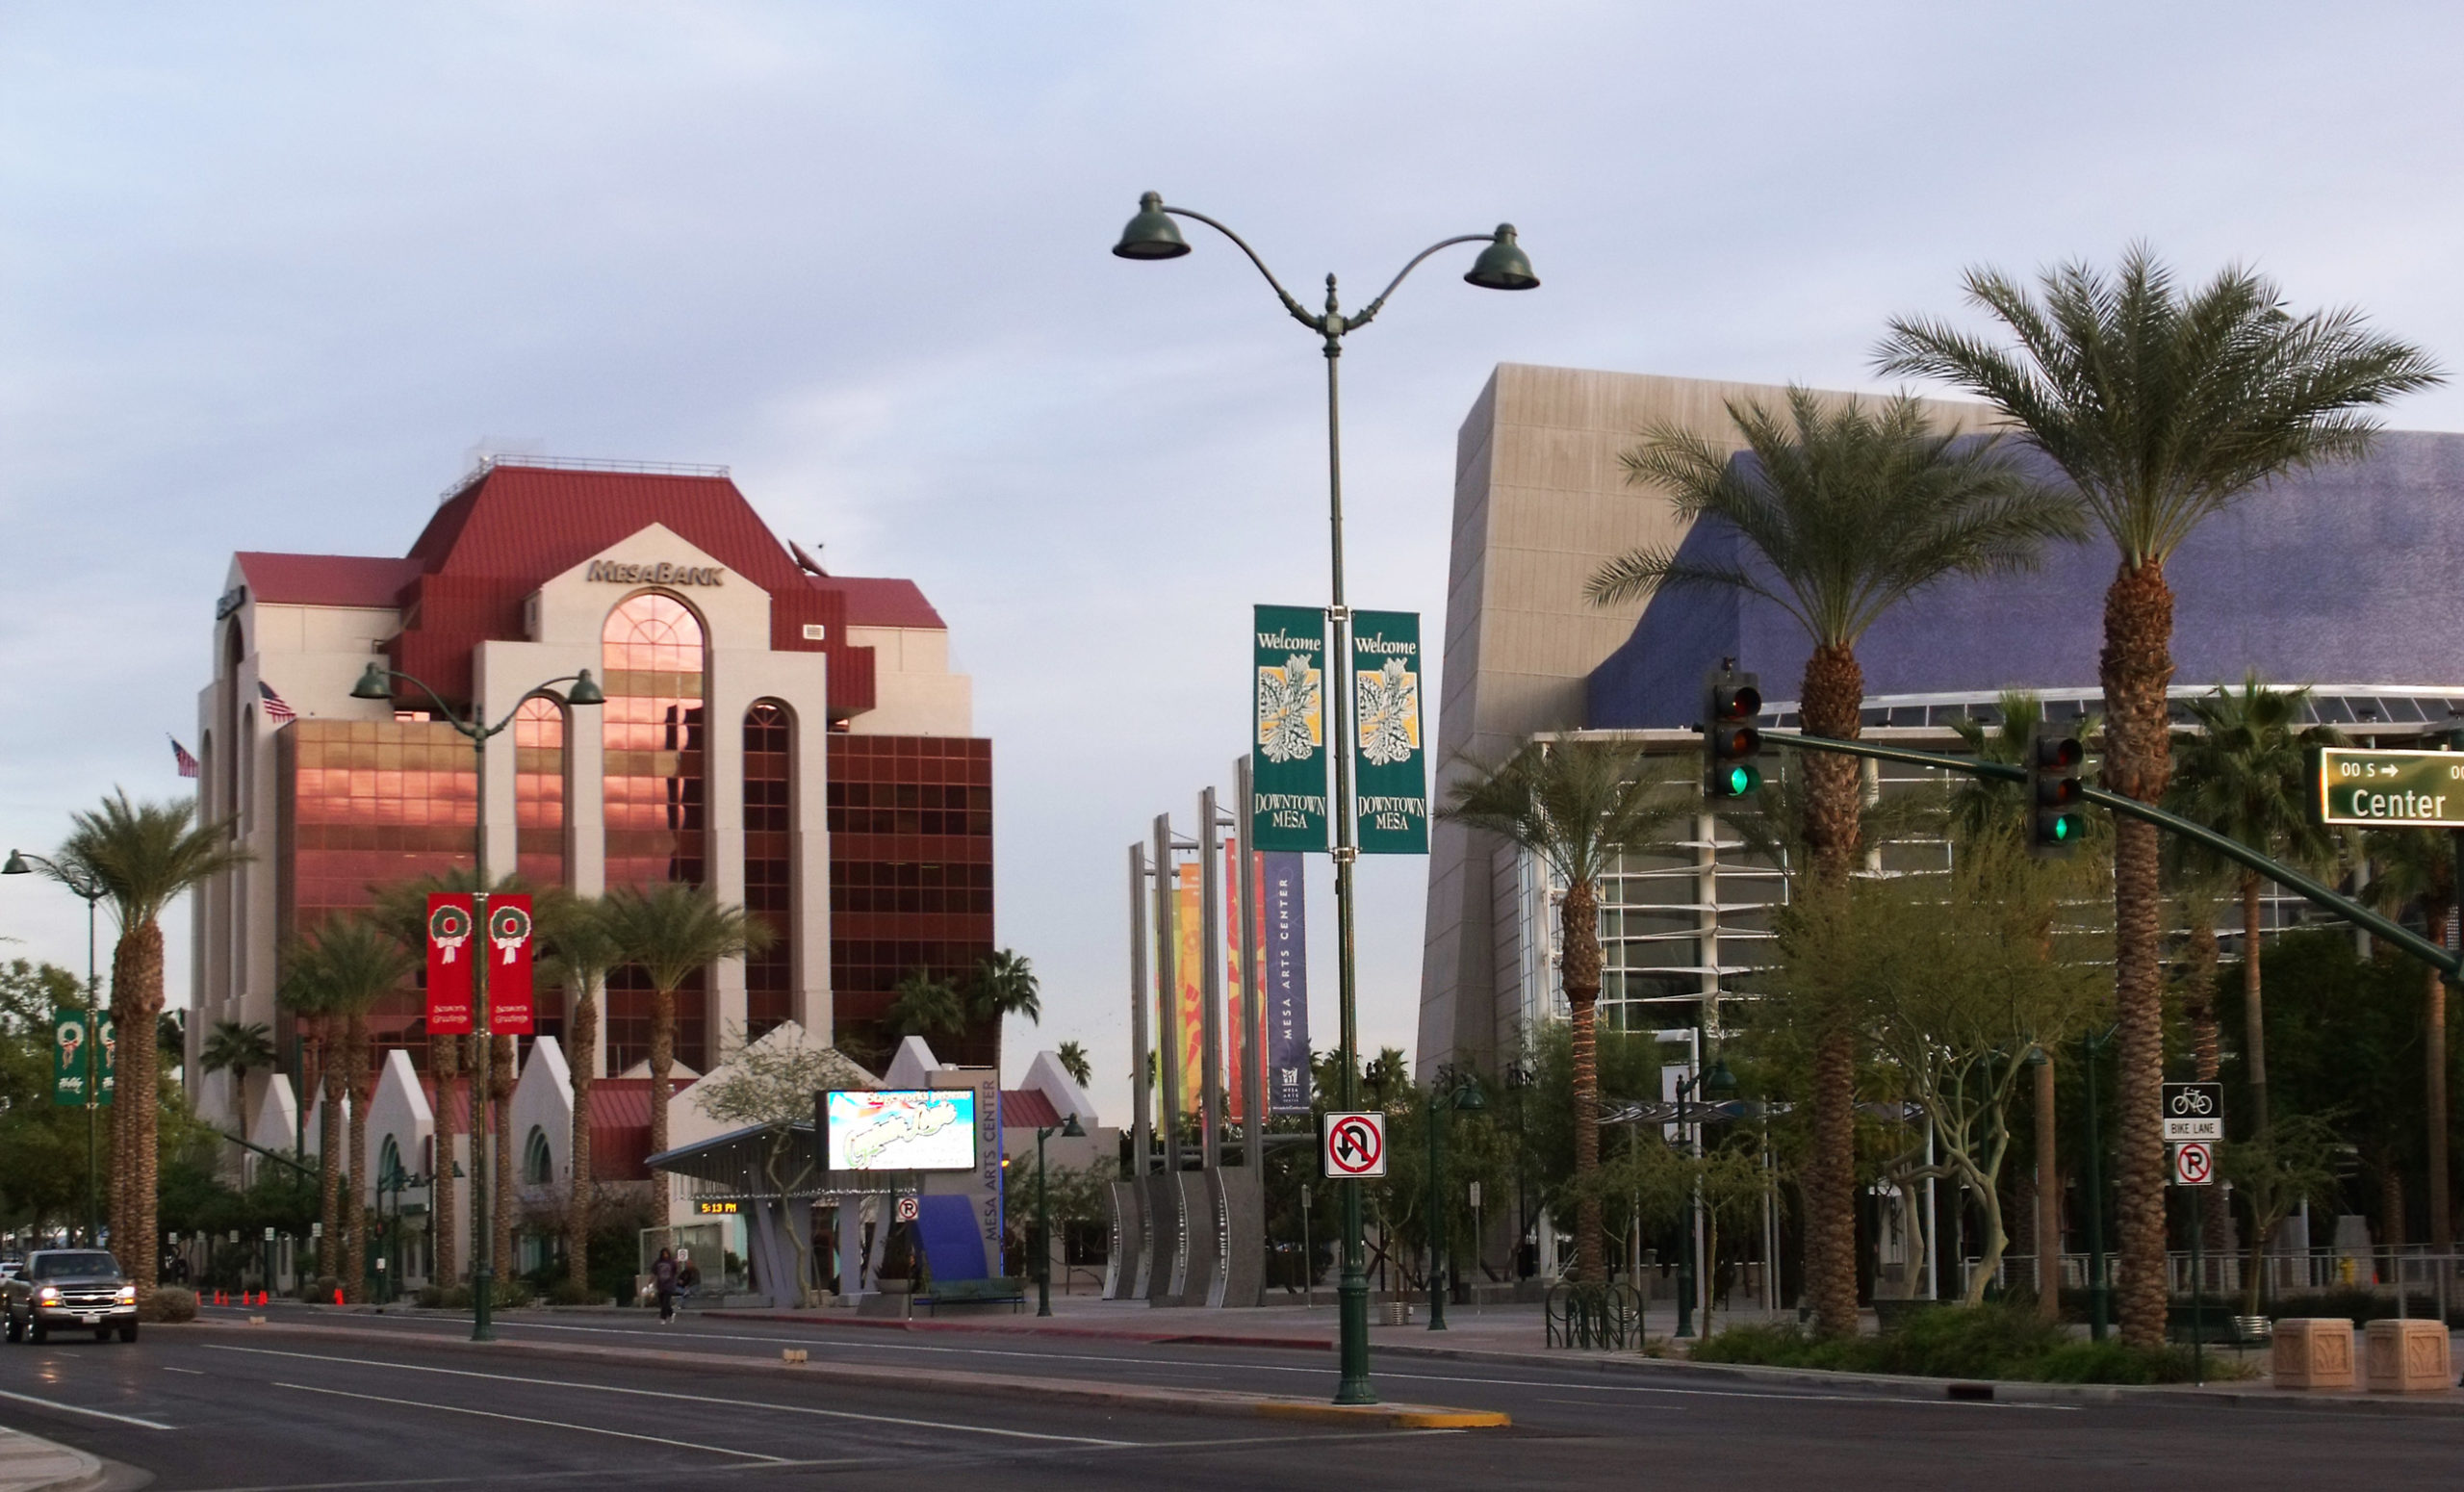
[485,894,536,1035]
[424,893,475,1035]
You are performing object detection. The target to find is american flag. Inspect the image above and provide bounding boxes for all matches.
[169,736,200,779]
[258,681,295,723]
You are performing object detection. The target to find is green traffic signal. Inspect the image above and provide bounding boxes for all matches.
[1702,666,1763,801]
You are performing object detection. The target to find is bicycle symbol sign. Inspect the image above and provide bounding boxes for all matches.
[2171,1142,2216,1187]
[2162,1081,2224,1142]
[1322,1112,1387,1178]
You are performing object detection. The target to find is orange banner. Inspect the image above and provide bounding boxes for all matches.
[1174,865,1205,1116]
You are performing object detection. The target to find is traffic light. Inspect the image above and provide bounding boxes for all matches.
[1702,669,1763,799]
[2027,721,2086,855]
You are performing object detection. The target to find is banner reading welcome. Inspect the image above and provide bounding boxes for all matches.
[1252,605,1329,853]
[1351,609,1427,855]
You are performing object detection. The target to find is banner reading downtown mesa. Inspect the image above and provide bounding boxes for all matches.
[1252,605,1329,852]
[1351,609,1427,855]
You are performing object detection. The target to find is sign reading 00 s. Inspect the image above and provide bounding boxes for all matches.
[2312,747,2464,827]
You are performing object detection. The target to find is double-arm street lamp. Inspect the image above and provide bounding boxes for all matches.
[1,849,109,1248]
[1113,192,1535,1407]
[350,659,603,1341]
[1033,1112,1087,1317]
[1670,1057,1736,1339]
[1424,1072,1485,1331]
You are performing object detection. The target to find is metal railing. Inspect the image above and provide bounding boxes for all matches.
[1546,1280,1643,1350]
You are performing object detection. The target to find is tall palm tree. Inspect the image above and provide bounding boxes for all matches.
[276,950,343,1282]
[970,949,1041,1075]
[1439,740,1695,1283]
[599,883,773,1160]
[288,915,413,1303]
[887,968,969,1046]
[2167,677,2343,1139]
[2363,825,2455,1257]
[539,895,622,1296]
[54,791,247,1298]
[1879,246,2439,1347]
[201,1018,275,1113]
[1590,389,2080,1334]
[1055,1041,1093,1089]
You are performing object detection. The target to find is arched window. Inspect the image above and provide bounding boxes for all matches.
[602,593,707,1073]
[744,701,794,1040]
[514,695,567,889]
[524,1125,554,1186]
[377,1136,404,1192]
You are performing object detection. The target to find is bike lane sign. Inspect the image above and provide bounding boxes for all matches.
[2162,1081,2223,1143]
[1322,1112,1386,1178]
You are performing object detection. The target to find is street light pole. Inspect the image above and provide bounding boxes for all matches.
[351,661,603,1342]
[1114,193,1535,1405]
[1035,1113,1087,1318]
[1424,1072,1485,1331]
[2081,1024,2112,1342]
[5,850,110,1248]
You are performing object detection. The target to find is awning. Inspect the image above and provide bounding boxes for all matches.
[644,1120,897,1202]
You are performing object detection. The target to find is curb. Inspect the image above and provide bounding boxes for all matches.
[177,1319,1506,1432]
[0,1426,105,1492]
[701,1310,1333,1353]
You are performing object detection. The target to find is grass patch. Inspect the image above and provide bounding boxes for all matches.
[1692,1303,2252,1384]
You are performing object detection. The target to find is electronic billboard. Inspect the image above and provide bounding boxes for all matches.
[820,1089,978,1171]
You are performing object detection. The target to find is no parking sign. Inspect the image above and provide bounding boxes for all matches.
[2171,1141,2216,1187]
[1321,1112,1386,1178]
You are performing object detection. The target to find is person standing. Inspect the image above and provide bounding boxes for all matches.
[651,1246,680,1325]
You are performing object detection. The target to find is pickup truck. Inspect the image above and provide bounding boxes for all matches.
[3,1249,139,1344]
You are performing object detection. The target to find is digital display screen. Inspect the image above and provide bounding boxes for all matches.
[821,1089,978,1172]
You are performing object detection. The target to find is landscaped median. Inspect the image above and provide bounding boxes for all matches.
[174,1318,1508,1431]
[1689,1302,2251,1386]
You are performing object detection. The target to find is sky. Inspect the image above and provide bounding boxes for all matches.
[6,2,2464,1122]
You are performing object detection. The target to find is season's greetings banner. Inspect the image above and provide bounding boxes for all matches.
[1351,609,1427,855]
[1252,605,1329,853]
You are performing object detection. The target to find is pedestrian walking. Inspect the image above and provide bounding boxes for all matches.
[652,1246,680,1325]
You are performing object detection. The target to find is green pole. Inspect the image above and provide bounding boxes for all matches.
[2084,1029,2108,1343]
[1036,1125,1052,1317]
[2190,1183,2203,1386]
[469,720,496,1344]
[1426,1087,1448,1330]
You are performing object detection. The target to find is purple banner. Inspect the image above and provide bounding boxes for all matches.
[1264,852,1312,1113]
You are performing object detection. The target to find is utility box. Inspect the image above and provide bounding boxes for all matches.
[2272,1318,2355,1388]
[2363,1318,2452,1393]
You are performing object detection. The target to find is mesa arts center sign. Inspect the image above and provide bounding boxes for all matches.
[586,559,726,587]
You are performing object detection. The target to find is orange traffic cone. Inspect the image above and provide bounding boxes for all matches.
[332,1286,344,1306]
[216,1290,226,1306]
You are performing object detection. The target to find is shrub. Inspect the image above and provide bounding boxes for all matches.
[143,1287,198,1323]
[432,1279,535,1310]
[1690,1302,2244,1384]
[544,1277,598,1306]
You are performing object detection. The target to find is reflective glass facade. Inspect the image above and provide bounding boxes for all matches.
[743,701,793,1042]
[826,734,994,1062]
[603,593,708,1073]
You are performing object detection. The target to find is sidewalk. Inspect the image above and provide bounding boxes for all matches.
[0,1426,100,1492]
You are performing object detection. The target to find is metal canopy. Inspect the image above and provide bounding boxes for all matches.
[644,1120,895,1202]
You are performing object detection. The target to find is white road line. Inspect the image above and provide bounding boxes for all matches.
[1377,1370,2076,1410]
[272,1381,786,1462]
[215,1345,1139,1447]
[163,1366,206,1375]
[0,1384,175,1428]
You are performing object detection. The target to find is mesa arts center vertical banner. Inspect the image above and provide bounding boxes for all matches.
[1252,605,1329,852]
[1351,610,1427,855]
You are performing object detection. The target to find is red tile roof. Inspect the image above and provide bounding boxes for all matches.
[830,576,945,630]
[1000,1089,1061,1128]
[237,553,425,608]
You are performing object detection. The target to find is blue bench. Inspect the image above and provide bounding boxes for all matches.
[914,1276,1027,1315]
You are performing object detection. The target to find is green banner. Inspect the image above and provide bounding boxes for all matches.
[98,1016,116,1105]
[1252,605,1330,852]
[52,1008,92,1108]
[1351,609,1427,855]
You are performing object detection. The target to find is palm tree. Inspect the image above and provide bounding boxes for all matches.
[288,915,413,1303]
[2167,677,2343,1139]
[54,791,247,1298]
[1439,739,1695,1283]
[1055,1041,1093,1089]
[1590,390,2080,1334]
[201,1018,275,1113]
[599,883,773,1160]
[886,969,969,1047]
[1878,246,2439,1347]
[970,949,1041,1075]
[2363,825,2454,1257]
[538,895,622,1296]
[276,950,343,1282]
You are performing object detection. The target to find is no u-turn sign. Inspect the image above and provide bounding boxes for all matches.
[1322,1112,1386,1178]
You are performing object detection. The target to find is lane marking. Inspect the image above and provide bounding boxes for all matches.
[272,1381,786,1462]
[163,1365,207,1375]
[215,1345,1138,1447]
[1376,1370,2077,1411]
[0,1384,175,1428]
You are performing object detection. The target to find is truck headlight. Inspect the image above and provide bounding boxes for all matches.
[116,1284,136,1303]
[36,1286,59,1303]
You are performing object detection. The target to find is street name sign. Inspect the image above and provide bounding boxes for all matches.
[1321,1112,1386,1178]
[2313,748,2464,827]
[2171,1142,2216,1187]
[2162,1081,2223,1142]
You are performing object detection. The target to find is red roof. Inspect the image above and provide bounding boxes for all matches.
[830,576,945,630]
[584,1077,692,1181]
[237,553,425,608]
[1000,1089,1061,1128]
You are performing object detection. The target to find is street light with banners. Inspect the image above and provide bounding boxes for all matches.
[1113,193,1535,1406]
[3,849,112,1248]
[351,660,603,1341]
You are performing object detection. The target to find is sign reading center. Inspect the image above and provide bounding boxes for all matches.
[1322,1112,1386,1178]
[2312,747,2464,827]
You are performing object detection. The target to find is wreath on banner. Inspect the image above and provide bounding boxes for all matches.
[428,903,475,962]
[488,902,533,964]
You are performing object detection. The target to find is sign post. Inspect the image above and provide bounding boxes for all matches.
[2166,1081,2222,1387]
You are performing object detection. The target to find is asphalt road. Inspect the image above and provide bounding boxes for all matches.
[1,1307,2459,1490]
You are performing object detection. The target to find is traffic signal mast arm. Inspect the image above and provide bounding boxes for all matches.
[1761,733,2460,980]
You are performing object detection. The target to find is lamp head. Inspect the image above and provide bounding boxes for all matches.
[565,669,605,707]
[1062,1114,1087,1139]
[350,663,395,701]
[2,851,28,876]
[1451,1080,1487,1113]
[1112,192,1191,261]
[1463,223,1538,291]
[1706,1058,1739,1103]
